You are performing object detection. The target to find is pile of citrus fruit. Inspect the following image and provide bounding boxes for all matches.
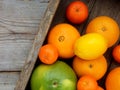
[30,1,120,90]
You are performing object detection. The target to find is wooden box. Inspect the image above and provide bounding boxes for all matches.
[15,0,120,90]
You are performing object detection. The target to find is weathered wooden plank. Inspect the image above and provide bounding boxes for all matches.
[0,0,48,34]
[0,40,33,71]
[32,0,49,2]
[85,0,120,25]
[15,0,49,2]
[0,0,49,71]
[23,0,49,2]
[0,72,19,90]
[15,0,60,89]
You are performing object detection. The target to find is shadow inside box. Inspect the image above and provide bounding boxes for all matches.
[25,56,74,90]
[25,57,41,90]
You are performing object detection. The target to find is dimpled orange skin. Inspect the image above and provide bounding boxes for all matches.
[47,23,80,59]
[72,55,108,80]
[105,67,120,90]
[77,75,98,90]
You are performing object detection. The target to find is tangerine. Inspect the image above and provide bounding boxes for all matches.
[38,44,58,64]
[66,1,88,24]
[77,75,98,90]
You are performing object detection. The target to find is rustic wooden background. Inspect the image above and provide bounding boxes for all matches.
[0,0,120,90]
[0,0,49,89]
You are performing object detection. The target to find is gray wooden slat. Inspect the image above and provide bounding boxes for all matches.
[0,0,48,71]
[0,0,48,33]
[0,72,19,90]
[15,0,60,89]
[0,40,33,71]
[16,0,49,2]
[28,0,49,2]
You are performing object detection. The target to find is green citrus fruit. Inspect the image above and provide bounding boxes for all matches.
[74,33,108,60]
[30,61,77,90]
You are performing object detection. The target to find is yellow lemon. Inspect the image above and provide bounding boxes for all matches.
[74,33,108,60]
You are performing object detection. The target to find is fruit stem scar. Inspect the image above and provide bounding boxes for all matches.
[52,81,58,88]
[101,26,106,31]
[58,36,65,42]
[76,8,79,12]
[89,64,93,68]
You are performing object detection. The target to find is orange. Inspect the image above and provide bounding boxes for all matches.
[86,16,120,47]
[38,44,58,64]
[47,23,80,58]
[112,44,120,63]
[105,67,120,90]
[66,1,88,24]
[72,55,107,80]
[97,86,104,90]
[74,33,108,60]
[77,75,98,90]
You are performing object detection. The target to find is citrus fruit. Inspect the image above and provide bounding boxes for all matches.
[74,33,108,60]
[77,75,98,90]
[66,1,88,24]
[112,44,120,63]
[47,23,80,58]
[105,67,120,90]
[38,44,58,64]
[86,16,120,47]
[72,55,107,80]
[30,61,77,90]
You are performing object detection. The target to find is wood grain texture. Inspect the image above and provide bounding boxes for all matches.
[0,0,48,71]
[0,72,19,90]
[0,0,48,36]
[0,0,50,89]
[15,0,60,89]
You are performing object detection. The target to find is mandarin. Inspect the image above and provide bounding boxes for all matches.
[66,1,88,24]
[77,75,98,90]
[38,44,58,64]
